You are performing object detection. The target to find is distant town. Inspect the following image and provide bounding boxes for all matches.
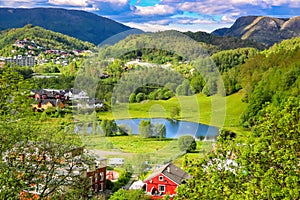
[0,38,93,68]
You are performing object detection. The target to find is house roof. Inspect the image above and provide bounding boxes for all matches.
[144,163,192,185]
[129,180,145,190]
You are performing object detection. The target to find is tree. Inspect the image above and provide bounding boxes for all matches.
[176,80,193,96]
[152,123,166,139]
[178,135,196,153]
[0,67,97,199]
[170,106,180,119]
[100,119,119,136]
[190,75,204,93]
[138,120,152,138]
[136,92,145,103]
[132,154,149,177]
[109,189,151,200]
[129,93,136,103]
[176,97,300,199]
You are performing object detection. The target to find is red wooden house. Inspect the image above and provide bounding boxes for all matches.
[144,163,192,199]
[86,160,107,195]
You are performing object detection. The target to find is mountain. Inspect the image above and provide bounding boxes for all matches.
[183,31,266,51]
[0,25,95,56]
[212,16,300,46]
[0,8,142,45]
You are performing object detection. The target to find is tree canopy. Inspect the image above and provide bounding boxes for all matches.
[176,97,300,199]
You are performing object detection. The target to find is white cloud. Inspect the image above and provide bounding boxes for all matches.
[0,0,43,7]
[179,1,235,15]
[135,4,176,16]
[48,0,88,7]
[124,20,232,33]
[222,14,239,23]
[124,22,172,32]
[176,18,217,25]
[97,0,127,5]
[178,0,300,15]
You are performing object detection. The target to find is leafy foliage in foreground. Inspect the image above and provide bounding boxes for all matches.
[109,189,151,200]
[0,67,91,199]
[176,97,300,199]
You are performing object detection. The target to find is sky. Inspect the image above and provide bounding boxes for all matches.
[0,0,300,32]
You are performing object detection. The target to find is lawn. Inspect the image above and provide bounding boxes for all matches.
[98,91,247,131]
[82,135,187,167]
[82,134,215,168]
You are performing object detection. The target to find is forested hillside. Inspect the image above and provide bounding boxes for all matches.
[175,36,300,200]
[240,37,300,127]
[0,25,95,56]
[184,31,266,51]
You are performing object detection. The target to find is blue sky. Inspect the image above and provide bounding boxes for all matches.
[0,0,300,32]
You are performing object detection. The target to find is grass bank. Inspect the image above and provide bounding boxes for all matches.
[98,91,247,132]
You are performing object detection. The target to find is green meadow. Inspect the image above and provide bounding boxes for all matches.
[98,91,247,131]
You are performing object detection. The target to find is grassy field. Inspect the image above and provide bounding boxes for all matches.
[82,135,186,166]
[77,92,247,169]
[98,91,247,131]
[82,134,215,168]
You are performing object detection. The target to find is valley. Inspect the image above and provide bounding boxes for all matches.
[0,8,299,200]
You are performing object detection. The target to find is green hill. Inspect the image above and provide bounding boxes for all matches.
[0,25,95,56]
[99,30,220,59]
[237,37,300,127]
[184,31,266,52]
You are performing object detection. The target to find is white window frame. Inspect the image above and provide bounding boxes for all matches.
[95,184,98,193]
[158,184,165,192]
[159,176,164,181]
[89,176,93,186]
[99,183,103,192]
[100,172,104,181]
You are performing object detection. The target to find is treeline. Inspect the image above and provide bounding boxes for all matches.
[120,48,183,64]
[184,31,266,53]
[138,120,166,139]
[113,66,184,103]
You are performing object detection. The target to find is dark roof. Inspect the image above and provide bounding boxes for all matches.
[34,89,65,97]
[144,163,192,185]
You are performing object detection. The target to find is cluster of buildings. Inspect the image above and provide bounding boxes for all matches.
[4,138,192,199]
[0,55,35,67]
[0,38,93,67]
[4,136,192,200]
[31,88,104,111]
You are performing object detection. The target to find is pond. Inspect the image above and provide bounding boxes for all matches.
[115,118,219,140]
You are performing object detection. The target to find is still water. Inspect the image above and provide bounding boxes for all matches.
[115,118,219,139]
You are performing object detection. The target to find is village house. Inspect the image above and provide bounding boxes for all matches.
[31,89,67,111]
[144,163,192,199]
[5,55,36,67]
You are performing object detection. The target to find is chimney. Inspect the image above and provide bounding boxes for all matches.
[167,167,170,173]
